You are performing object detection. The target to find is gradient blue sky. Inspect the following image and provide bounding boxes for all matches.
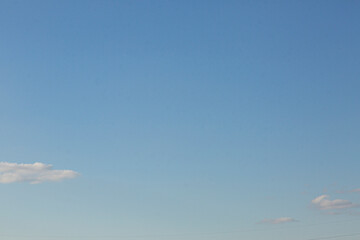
[1,1,360,239]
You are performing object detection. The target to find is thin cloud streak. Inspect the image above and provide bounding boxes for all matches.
[336,188,360,194]
[350,188,360,193]
[258,217,297,224]
[0,162,79,184]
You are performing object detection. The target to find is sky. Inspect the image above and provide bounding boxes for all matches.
[0,0,360,239]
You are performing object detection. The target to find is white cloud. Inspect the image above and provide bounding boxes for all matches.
[259,217,297,224]
[311,195,358,210]
[0,162,79,184]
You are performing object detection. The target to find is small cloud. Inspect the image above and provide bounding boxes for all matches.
[311,195,358,210]
[0,162,79,184]
[258,217,297,224]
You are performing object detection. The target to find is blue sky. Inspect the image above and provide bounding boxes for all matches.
[1,1,360,239]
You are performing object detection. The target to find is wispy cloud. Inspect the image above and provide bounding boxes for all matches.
[336,188,360,194]
[0,162,79,184]
[350,188,360,193]
[311,195,358,210]
[322,210,360,216]
[258,217,297,224]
